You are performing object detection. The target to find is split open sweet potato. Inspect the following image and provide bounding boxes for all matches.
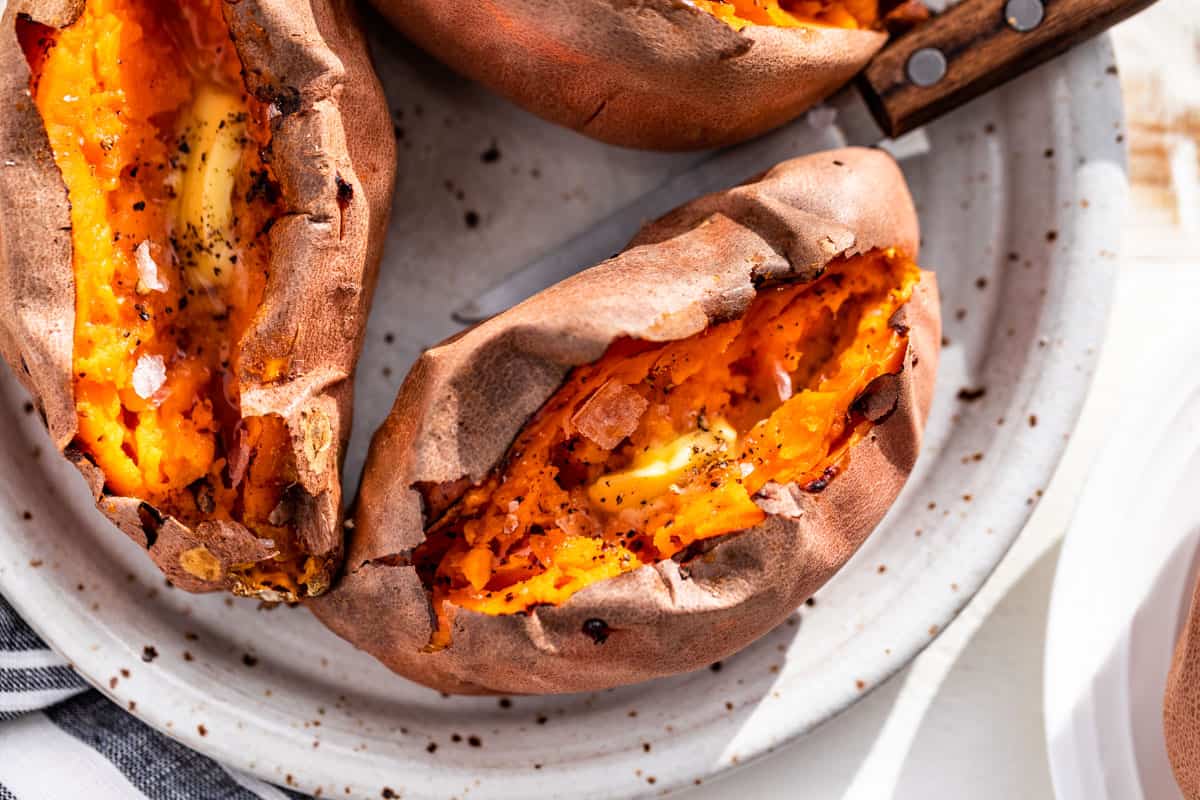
[368,0,926,150]
[313,148,941,694]
[0,0,395,600]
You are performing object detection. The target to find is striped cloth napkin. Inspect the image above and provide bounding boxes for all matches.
[0,593,309,799]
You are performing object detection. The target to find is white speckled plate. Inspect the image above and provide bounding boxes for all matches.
[0,19,1127,800]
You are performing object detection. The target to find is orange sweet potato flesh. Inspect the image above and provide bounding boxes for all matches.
[693,0,879,30]
[18,0,306,592]
[418,250,918,634]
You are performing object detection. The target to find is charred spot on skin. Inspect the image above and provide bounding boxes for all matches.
[255,84,301,118]
[802,467,838,494]
[136,502,165,548]
[142,645,158,663]
[190,479,217,515]
[582,617,611,644]
[335,174,353,209]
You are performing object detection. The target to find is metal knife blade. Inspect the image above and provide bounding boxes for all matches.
[451,85,890,325]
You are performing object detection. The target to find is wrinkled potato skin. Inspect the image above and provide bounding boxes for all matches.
[1166,574,1200,798]
[313,148,941,694]
[369,0,885,150]
[0,0,396,598]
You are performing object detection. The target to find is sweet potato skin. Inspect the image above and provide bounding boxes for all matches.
[312,148,941,694]
[368,0,885,150]
[0,0,396,599]
[1166,573,1200,798]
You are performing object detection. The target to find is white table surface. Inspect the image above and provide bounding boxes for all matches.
[681,2,1200,797]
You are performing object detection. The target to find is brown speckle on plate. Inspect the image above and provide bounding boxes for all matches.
[197,724,208,736]
[956,387,987,402]
[141,646,158,663]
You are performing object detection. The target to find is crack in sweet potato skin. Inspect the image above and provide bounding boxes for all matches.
[416,249,920,628]
[17,0,313,595]
[691,0,879,30]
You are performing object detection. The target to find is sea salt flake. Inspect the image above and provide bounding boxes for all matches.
[773,360,793,402]
[132,354,167,401]
[135,240,166,294]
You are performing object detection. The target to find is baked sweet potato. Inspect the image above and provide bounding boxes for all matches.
[313,148,940,694]
[368,0,926,151]
[1166,573,1200,798]
[0,0,395,601]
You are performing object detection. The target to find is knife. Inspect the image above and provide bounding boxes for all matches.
[453,0,1156,324]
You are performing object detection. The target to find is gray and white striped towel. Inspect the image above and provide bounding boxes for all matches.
[0,592,311,799]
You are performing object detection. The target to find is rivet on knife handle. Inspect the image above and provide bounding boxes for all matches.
[859,0,1158,139]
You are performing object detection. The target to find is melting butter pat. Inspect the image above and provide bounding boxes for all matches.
[587,421,736,509]
[175,85,247,290]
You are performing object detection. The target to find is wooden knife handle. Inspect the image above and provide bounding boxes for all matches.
[860,0,1158,138]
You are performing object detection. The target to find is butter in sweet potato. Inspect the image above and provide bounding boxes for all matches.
[417,249,920,636]
[17,0,316,597]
